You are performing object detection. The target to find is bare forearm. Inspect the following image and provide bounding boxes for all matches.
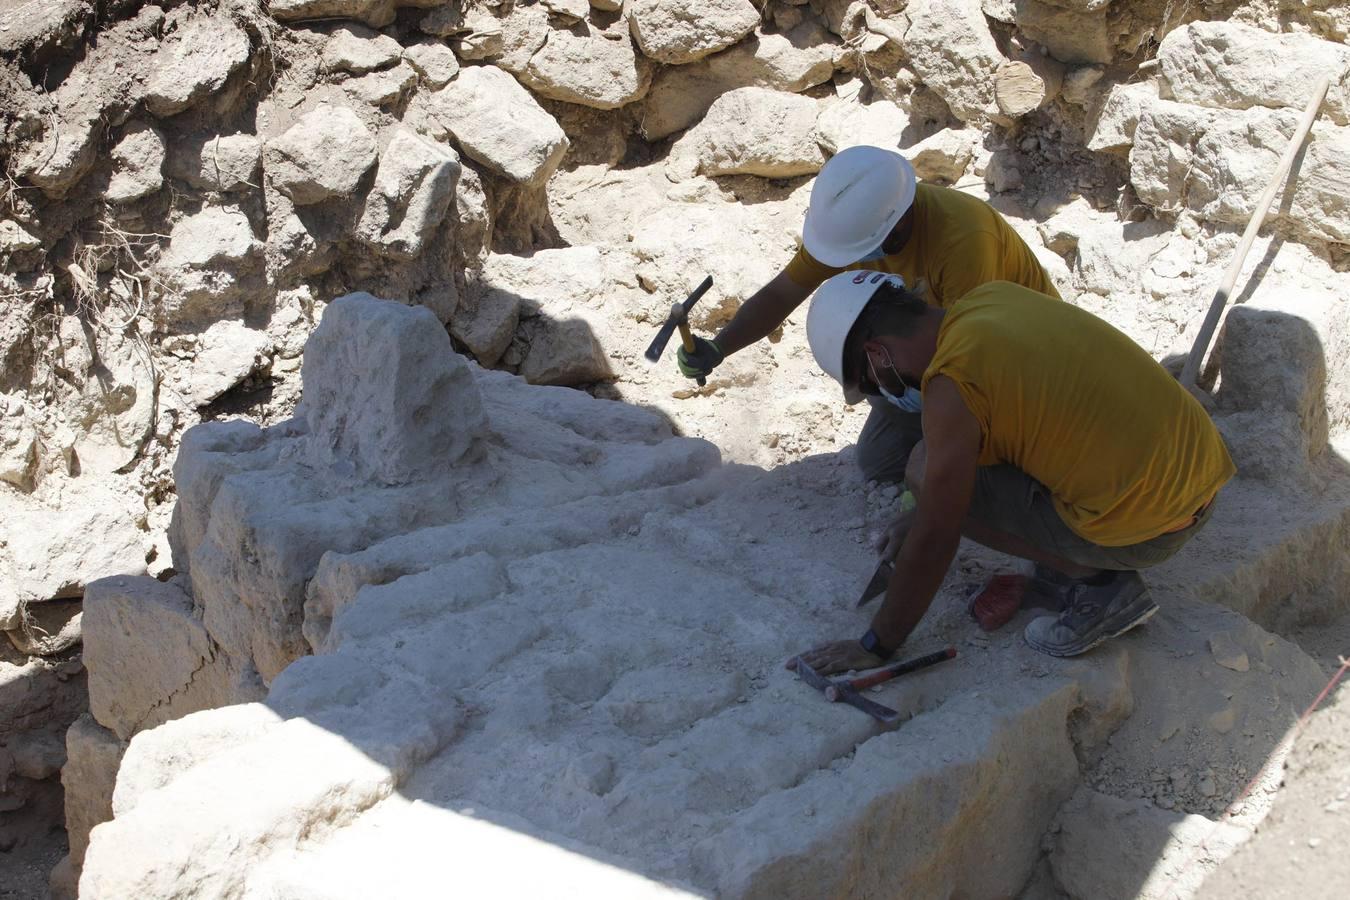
[870,525,961,651]
[713,273,809,357]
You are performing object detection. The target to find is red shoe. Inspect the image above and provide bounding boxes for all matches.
[966,574,1029,632]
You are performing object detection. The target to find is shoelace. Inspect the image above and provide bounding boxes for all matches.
[1060,584,1107,630]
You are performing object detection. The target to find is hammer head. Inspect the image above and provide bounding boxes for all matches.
[644,275,713,364]
[793,657,901,724]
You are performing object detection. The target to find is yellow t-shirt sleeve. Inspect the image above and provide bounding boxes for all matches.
[784,245,842,290]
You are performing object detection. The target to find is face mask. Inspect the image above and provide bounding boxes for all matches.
[880,383,924,413]
[868,349,923,413]
[857,242,888,263]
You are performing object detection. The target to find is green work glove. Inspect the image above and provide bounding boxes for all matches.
[677,336,724,380]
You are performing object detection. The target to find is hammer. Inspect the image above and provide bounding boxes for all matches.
[644,275,714,386]
[794,647,957,724]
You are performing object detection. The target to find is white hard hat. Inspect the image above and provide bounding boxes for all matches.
[802,146,917,267]
[806,270,906,405]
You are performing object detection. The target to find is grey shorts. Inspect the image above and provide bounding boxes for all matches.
[967,465,1216,571]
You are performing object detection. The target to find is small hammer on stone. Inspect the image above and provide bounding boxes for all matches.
[644,275,714,386]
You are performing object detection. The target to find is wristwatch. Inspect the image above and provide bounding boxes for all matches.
[859,628,895,660]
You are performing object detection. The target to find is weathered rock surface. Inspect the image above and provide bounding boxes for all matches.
[908,127,979,183]
[667,87,823,180]
[355,128,461,260]
[639,24,837,140]
[105,122,166,204]
[401,40,460,88]
[172,320,272,408]
[264,105,379,206]
[1157,21,1350,127]
[144,14,251,117]
[321,24,403,75]
[83,577,238,741]
[301,293,486,482]
[165,132,261,193]
[156,207,265,327]
[627,0,760,65]
[518,17,649,109]
[903,0,1003,122]
[813,99,911,155]
[412,65,568,185]
[62,714,125,870]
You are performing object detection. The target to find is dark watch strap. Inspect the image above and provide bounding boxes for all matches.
[859,628,895,659]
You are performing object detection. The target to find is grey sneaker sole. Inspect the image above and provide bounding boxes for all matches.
[1024,595,1160,658]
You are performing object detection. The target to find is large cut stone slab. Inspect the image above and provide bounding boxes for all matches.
[83,576,239,741]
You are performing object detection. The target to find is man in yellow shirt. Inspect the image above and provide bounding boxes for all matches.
[789,273,1234,665]
[677,145,1059,483]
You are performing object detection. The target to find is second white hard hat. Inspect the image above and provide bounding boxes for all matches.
[806,270,906,405]
[801,146,917,268]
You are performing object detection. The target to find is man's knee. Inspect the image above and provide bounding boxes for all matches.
[856,405,922,484]
[858,438,911,484]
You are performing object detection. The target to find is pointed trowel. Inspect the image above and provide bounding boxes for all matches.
[856,557,894,608]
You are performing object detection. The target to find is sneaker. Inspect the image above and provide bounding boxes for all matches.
[1023,570,1158,657]
[1026,563,1075,611]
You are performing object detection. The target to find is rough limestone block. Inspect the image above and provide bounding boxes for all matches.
[1048,787,1245,899]
[908,128,979,183]
[165,133,260,193]
[111,705,283,816]
[414,66,568,185]
[1086,81,1159,152]
[1158,21,1350,126]
[903,0,1003,122]
[83,576,238,741]
[813,99,911,155]
[666,87,824,181]
[1013,0,1115,65]
[1128,98,1218,213]
[300,294,487,483]
[62,714,125,870]
[1185,110,1350,244]
[179,320,272,408]
[639,24,837,140]
[402,40,459,88]
[156,207,264,327]
[355,128,460,261]
[518,17,650,110]
[321,23,402,75]
[343,60,418,107]
[6,480,149,605]
[263,105,379,206]
[627,0,760,65]
[144,16,251,117]
[105,122,166,204]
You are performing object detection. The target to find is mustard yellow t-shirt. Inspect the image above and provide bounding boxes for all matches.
[923,282,1235,547]
[784,183,1061,307]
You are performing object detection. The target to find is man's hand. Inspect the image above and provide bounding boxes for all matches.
[785,639,886,677]
[677,336,724,380]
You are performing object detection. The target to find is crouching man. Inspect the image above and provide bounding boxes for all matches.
[791,273,1235,674]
